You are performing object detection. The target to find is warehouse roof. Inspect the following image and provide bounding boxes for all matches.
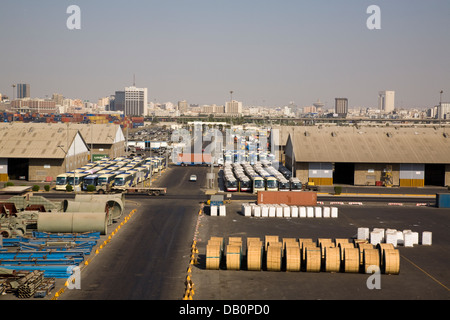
[286,126,450,164]
[0,123,81,159]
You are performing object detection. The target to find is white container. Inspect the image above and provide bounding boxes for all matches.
[306,207,314,218]
[385,231,398,247]
[253,205,261,217]
[370,231,383,245]
[299,206,306,218]
[357,227,370,240]
[403,231,415,247]
[323,207,331,218]
[314,207,322,218]
[290,206,299,218]
[283,205,291,218]
[331,207,338,218]
[210,205,218,216]
[219,205,226,217]
[275,205,283,218]
[261,205,269,217]
[242,204,251,217]
[373,228,385,242]
[422,231,432,245]
[411,232,419,245]
[268,206,276,217]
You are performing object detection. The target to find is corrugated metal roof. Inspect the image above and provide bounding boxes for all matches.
[287,126,450,164]
[0,123,79,159]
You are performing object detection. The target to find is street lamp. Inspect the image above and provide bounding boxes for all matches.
[440,90,443,126]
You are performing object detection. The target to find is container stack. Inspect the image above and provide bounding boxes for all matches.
[239,204,338,219]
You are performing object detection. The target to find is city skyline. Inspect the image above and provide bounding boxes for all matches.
[1,1,449,108]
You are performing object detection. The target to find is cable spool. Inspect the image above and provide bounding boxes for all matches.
[229,237,242,250]
[338,242,355,261]
[282,238,297,255]
[247,242,263,271]
[383,249,400,275]
[210,237,224,251]
[299,238,314,248]
[305,247,321,272]
[301,242,318,262]
[285,244,301,272]
[363,249,380,273]
[319,239,335,260]
[247,237,261,248]
[377,243,394,269]
[343,248,360,273]
[266,242,282,271]
[335,238,350,247]
[265,235,279,251]
[357,243,374,265]
[325,247,341,273]
[226,245,242,270]
[206,244,221,270]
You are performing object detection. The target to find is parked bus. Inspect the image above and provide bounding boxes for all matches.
[251,175,265,194]
[238,177,252,192]
[97,172,119,190]
[113,172,136,190]
[55,173,71,191]
[290,177,303,191]
[278,177,291,191]
[224,175,238,192]
[67,172,89,190]
[82,174,100,191]
[266,176,279,191]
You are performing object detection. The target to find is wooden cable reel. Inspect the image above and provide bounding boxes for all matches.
[363,248,380,273]
[343,248,360,273]
[357,243,374,266]
[266,242,282,271]
[206,244,222,270]
[305,247,321,272]
[285,242,301,272]
[324,247,341,272]
[226,245,242,270]
[247,241,263,271]
[382,249,400,275]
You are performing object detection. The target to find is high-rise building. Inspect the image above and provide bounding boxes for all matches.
[225,100,242,115]
[335,98,348,117]
[17,84,30,99]
[114,86,148,116]
[378,91,395,113]
[177,100,188,114]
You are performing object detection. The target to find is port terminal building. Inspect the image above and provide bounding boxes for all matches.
[0,123,125,182]
[277,125,450,187]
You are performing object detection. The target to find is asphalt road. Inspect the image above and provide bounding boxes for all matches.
[60,165,208,300]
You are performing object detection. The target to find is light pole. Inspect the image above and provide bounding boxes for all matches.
[439,90,443,127]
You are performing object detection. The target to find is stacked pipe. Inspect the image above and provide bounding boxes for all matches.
[16,270,45,298]
[205,235,400,275]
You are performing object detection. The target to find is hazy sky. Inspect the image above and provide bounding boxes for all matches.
[1,0,449,108]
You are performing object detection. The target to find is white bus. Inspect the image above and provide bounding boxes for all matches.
[55,173,71,191]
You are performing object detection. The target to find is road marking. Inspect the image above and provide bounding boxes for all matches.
[401,254,450,292]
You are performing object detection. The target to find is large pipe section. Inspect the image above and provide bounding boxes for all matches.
[37,212,108,235]
[68,194,125,220]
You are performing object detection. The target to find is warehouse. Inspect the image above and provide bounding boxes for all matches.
[283,126,450,187]
[0,123,125,182]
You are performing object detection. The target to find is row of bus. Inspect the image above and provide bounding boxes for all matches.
[223,161,302,194]
[55,156,166,192]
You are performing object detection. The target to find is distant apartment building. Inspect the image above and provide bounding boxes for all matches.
[225,100,242,115]
[52,93,64,106]
[438,102,450,119]
[11,98,57,113]
[177,100,188,114]
[114,86,148,116]
[335,98,348,117]
[17,83,30,99]
[202,104,225,114]
[379,91,395,113]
